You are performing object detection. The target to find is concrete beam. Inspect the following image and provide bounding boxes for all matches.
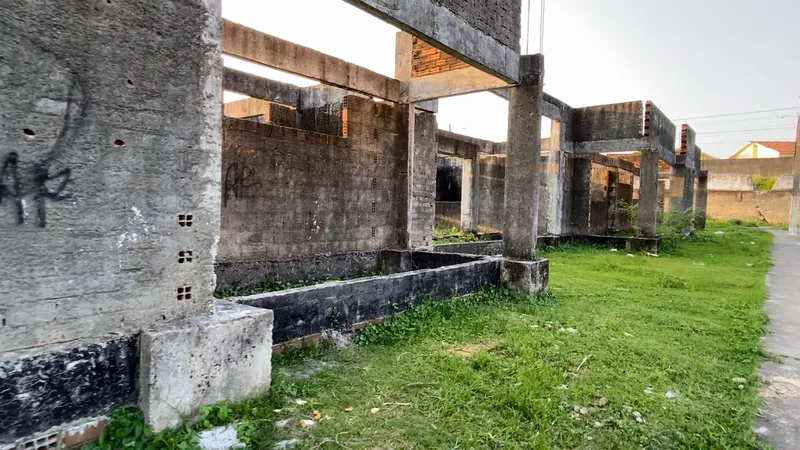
[343,0,520,83]
[402,67,509,102]
[437,130,499,157]
[223,20,401,102]
[223,68,300,107]
[572,137,651,154]
[573,153,640,176]
[571,101,644,142]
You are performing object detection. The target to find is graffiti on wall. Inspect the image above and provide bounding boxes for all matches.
[223,162,262,206]
[0,36,84,227]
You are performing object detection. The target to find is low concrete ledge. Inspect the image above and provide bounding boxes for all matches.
[573,235,661,254]
[235,257,501,344]
[434,240,503,256]
[501,259,550,295]
[139,303,274,431]
[433,235,661,255]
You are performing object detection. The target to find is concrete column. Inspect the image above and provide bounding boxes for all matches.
[637,148,660,237]
[606,170,620,232]
[539,120,566,236]
[570,156,592,235]
[460,156,480,234]
[503,54,544,260]
[694,171,709,230]
[789,118,800,235]
[501,54,549,294]
[400,106,437,249]
[668,165,686,213]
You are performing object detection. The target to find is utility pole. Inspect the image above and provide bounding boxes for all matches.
[790,116,800,235]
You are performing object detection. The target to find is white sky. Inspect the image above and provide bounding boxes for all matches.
[222,0,800,158]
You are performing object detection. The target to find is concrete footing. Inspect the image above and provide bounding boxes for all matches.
[139,303,274,431]
[501,259,550,295]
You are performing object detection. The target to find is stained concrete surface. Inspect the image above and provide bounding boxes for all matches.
[756,229,800,448]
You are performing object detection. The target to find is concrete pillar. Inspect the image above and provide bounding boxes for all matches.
[503,54,544,261]
[694,171,709,230]
[501,54,549,294]
[668,165,687,213]
[460,156,480,234]
[400,105,437,249]
[637,148,660,237]
[606,170,619,232]
[539,120,566,236]
[570,156,592,235]
[789,118,800,235]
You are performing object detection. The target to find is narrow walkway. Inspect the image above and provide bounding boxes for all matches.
[756,229,800,448]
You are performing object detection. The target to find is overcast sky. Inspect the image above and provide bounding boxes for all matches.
[223,0,800,158]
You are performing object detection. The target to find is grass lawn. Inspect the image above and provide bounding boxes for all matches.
[246,222,772,449]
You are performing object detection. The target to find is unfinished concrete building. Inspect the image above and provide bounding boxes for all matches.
[433,97,708,255]
[0,0,564,447]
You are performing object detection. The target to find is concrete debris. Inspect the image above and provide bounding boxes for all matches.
[627,254,635,257]
[610,248,618,252]
[646,252,659,257]
[714,231,725,235]
[633,411,645,424]
[300,419,316,428]
[644,387,653,395]
[370,408,381,414]
[624,332,633,337]
[596,397,608,407]
[593,421,604,428]
[322,329,350,348]
[566,328,578,334]
[198,425,245,450]
[746,263,754,267]
[294,399,308,405]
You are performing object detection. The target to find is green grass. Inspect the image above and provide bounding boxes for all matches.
[97,221,773,449]
[258,222,772,449]
[752,176,777,193]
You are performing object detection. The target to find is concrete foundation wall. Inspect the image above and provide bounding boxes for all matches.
[0,1,221,358]
[219,96,409,265]
[237,252,500,343]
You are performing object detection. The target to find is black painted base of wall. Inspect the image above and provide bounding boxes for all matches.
[215,251,380,290]
[236,251,501,343]
[0,337,139,444]
[434,234,661,255]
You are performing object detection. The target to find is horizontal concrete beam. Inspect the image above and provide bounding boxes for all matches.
[438,130,506,156]
[343,0,519,83]
[492,89,573,121]
[402,67,509,102]
[571,137,652,154]
[573,153,639,175]
[223,68,300,107]
[223,20,401,102]
[572,101,644,142]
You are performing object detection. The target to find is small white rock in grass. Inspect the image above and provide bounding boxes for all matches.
[610,248,619,252]
[739,385,745,390]
[644,387,654,395]
[633,411,646,424]
[370,407,381,414]
[646,252,659,258]
[198,425,245,450]
[300,419,316,428]
[567,328,578,334]
[714,231,725,235]
[750,242,756,245]
[665,390,679,399]
[746,263,754,267]
[627,254,635,257]
[624,332,634,337]
[275,419,292,429]
[732,377,748,384]
[294,399,308,405]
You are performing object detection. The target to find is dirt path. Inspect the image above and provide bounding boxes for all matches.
[756,229,800,448]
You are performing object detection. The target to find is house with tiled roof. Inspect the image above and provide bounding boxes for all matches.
[729,141,796,159]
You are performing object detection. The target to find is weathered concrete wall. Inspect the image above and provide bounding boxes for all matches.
[0,0,222,443]
[645,101,677,154]
[477,155,506,232]
[0,1,221,355]
[215,252,380,291]
[224,98,300,128]
[219,97,408,265]
[407,111,438,249]
[707,191,799,225]
[702,157,793,177]
[237,252,500,343]
[571,101,644,142]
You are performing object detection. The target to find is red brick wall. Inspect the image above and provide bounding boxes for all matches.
[411,37,469,77]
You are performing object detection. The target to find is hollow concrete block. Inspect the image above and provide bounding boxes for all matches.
[139,303,273,431]
[501,258,550,295]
